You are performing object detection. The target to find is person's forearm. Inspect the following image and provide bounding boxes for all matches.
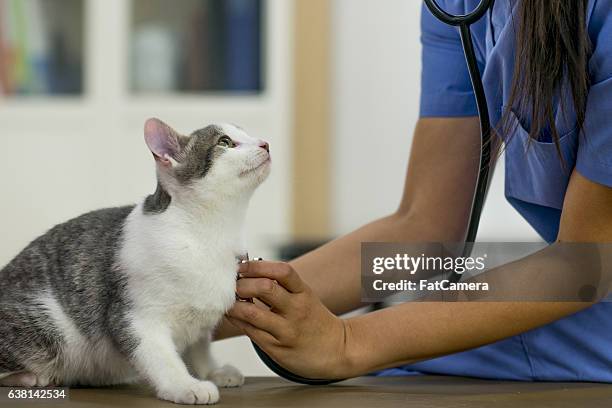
[341,300,589,377]
[340,240,612,376]
[290,212,466,316]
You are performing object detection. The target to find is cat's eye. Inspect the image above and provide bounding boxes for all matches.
[218,136,235,148]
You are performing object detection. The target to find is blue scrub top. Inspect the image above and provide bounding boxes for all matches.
[383,0,612,381]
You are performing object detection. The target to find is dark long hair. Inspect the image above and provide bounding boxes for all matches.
[503,0,590,155]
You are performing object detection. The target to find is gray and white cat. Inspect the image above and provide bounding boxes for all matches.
[0,118,271,404]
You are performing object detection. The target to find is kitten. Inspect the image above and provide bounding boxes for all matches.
[0,118,271,404]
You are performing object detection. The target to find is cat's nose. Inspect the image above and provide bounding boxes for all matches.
[259,141,270,153]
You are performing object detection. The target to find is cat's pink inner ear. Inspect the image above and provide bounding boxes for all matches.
[144,118,181,167]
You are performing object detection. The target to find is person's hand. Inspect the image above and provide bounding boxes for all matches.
[227,261,353,380]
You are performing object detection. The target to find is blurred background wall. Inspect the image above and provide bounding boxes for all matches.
[0,0,538,376]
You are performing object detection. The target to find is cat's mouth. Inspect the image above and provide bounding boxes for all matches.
[240,157,271,177]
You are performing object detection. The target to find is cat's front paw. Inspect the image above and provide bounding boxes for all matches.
[208,365,244,388]
[157,380,220,405]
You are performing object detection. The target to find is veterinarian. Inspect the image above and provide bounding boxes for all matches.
[223,0,612,382]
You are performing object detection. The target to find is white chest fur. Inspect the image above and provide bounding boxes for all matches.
[120,202,244,349]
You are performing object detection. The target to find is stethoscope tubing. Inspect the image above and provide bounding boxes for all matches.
[424,0,495,280]
[253,0,496,385]
[252,342,342,385]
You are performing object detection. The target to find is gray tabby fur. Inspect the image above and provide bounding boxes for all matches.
[0,206,136,378]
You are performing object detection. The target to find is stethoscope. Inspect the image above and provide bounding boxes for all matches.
[252,0,496,386]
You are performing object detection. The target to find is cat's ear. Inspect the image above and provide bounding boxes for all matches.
[144,118,182,167]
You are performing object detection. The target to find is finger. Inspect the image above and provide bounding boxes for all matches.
[228,301,286,339]
[236,278,291,312]
[227,317,280,347]
[239,261,305,293]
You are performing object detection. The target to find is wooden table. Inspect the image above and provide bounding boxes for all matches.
[3,376,612,407]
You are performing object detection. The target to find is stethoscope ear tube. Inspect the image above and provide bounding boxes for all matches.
[252,0,496,385]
